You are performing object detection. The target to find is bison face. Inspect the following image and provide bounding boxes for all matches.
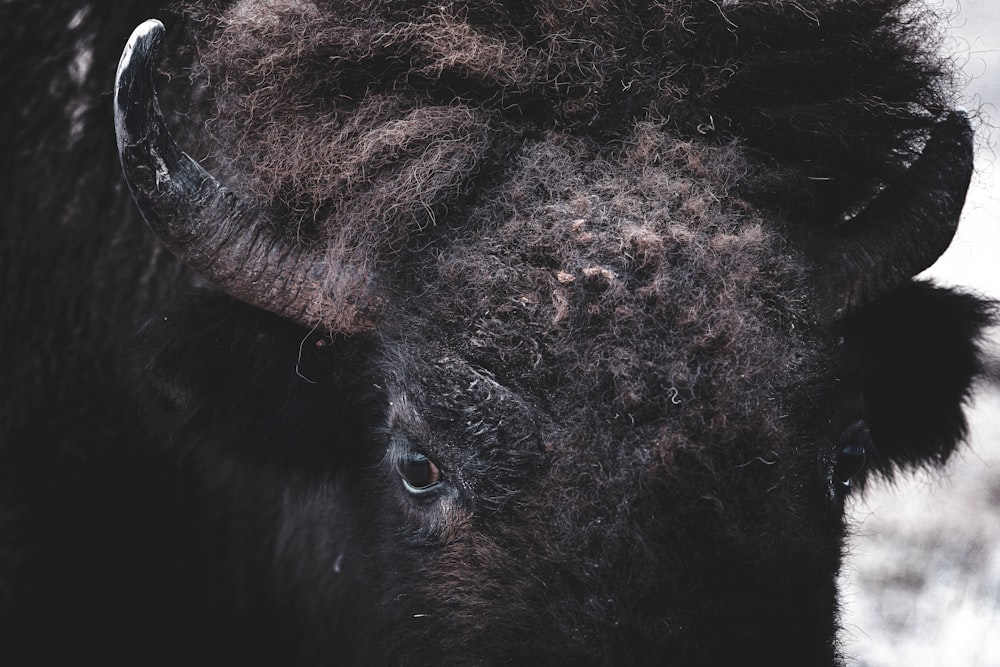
[144,290,850,664]
[372,347,845,664]
[117,7,991,666]
[139,280,987,665]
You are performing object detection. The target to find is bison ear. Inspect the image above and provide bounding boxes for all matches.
[134,291,382,471]
[840,281,994,479]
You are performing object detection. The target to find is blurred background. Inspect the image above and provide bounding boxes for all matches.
[840,1,1000,665]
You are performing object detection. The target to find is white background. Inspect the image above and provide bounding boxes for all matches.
[840,2,1000,665]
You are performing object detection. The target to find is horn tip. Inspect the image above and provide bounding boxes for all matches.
[114,19,166,157]
[116,19,165,85]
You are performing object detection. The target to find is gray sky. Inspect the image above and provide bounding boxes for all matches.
[925,0,1000,297]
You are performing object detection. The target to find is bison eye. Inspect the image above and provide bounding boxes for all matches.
[834,421,870,487]
[396,452,442,494]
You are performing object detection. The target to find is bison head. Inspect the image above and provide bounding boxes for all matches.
[114,2,992,664]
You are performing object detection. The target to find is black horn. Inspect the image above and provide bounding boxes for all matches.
[114,20,377,332]
[821,112,975,321]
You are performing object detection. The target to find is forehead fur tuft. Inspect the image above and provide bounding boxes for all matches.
[409,131,820,449]
[171,0,947,429]
[184,0,953,257]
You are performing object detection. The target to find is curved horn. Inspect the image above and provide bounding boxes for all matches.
[114,20,377,332]
[821,112,975,321]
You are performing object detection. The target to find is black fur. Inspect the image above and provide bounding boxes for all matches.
[137,291,383,472]
[841,281,994,480]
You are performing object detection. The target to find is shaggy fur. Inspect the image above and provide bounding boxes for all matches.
[1,1,993,665]
[179,0,955,301]
[841,281,995,480]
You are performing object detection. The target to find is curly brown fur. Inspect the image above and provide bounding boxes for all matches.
[177,0,956,295]
[364,124,844,663]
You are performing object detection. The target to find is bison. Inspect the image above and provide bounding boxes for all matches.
[0,1,994,665]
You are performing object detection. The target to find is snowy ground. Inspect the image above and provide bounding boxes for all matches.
[839,2,1000,664]
[841,377,1000,666]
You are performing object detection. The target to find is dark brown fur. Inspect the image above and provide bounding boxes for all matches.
[1,1,992,665]
[180,0,955,302]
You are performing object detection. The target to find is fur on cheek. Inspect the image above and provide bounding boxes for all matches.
[840,281,996,479]
[133,291,384,472]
